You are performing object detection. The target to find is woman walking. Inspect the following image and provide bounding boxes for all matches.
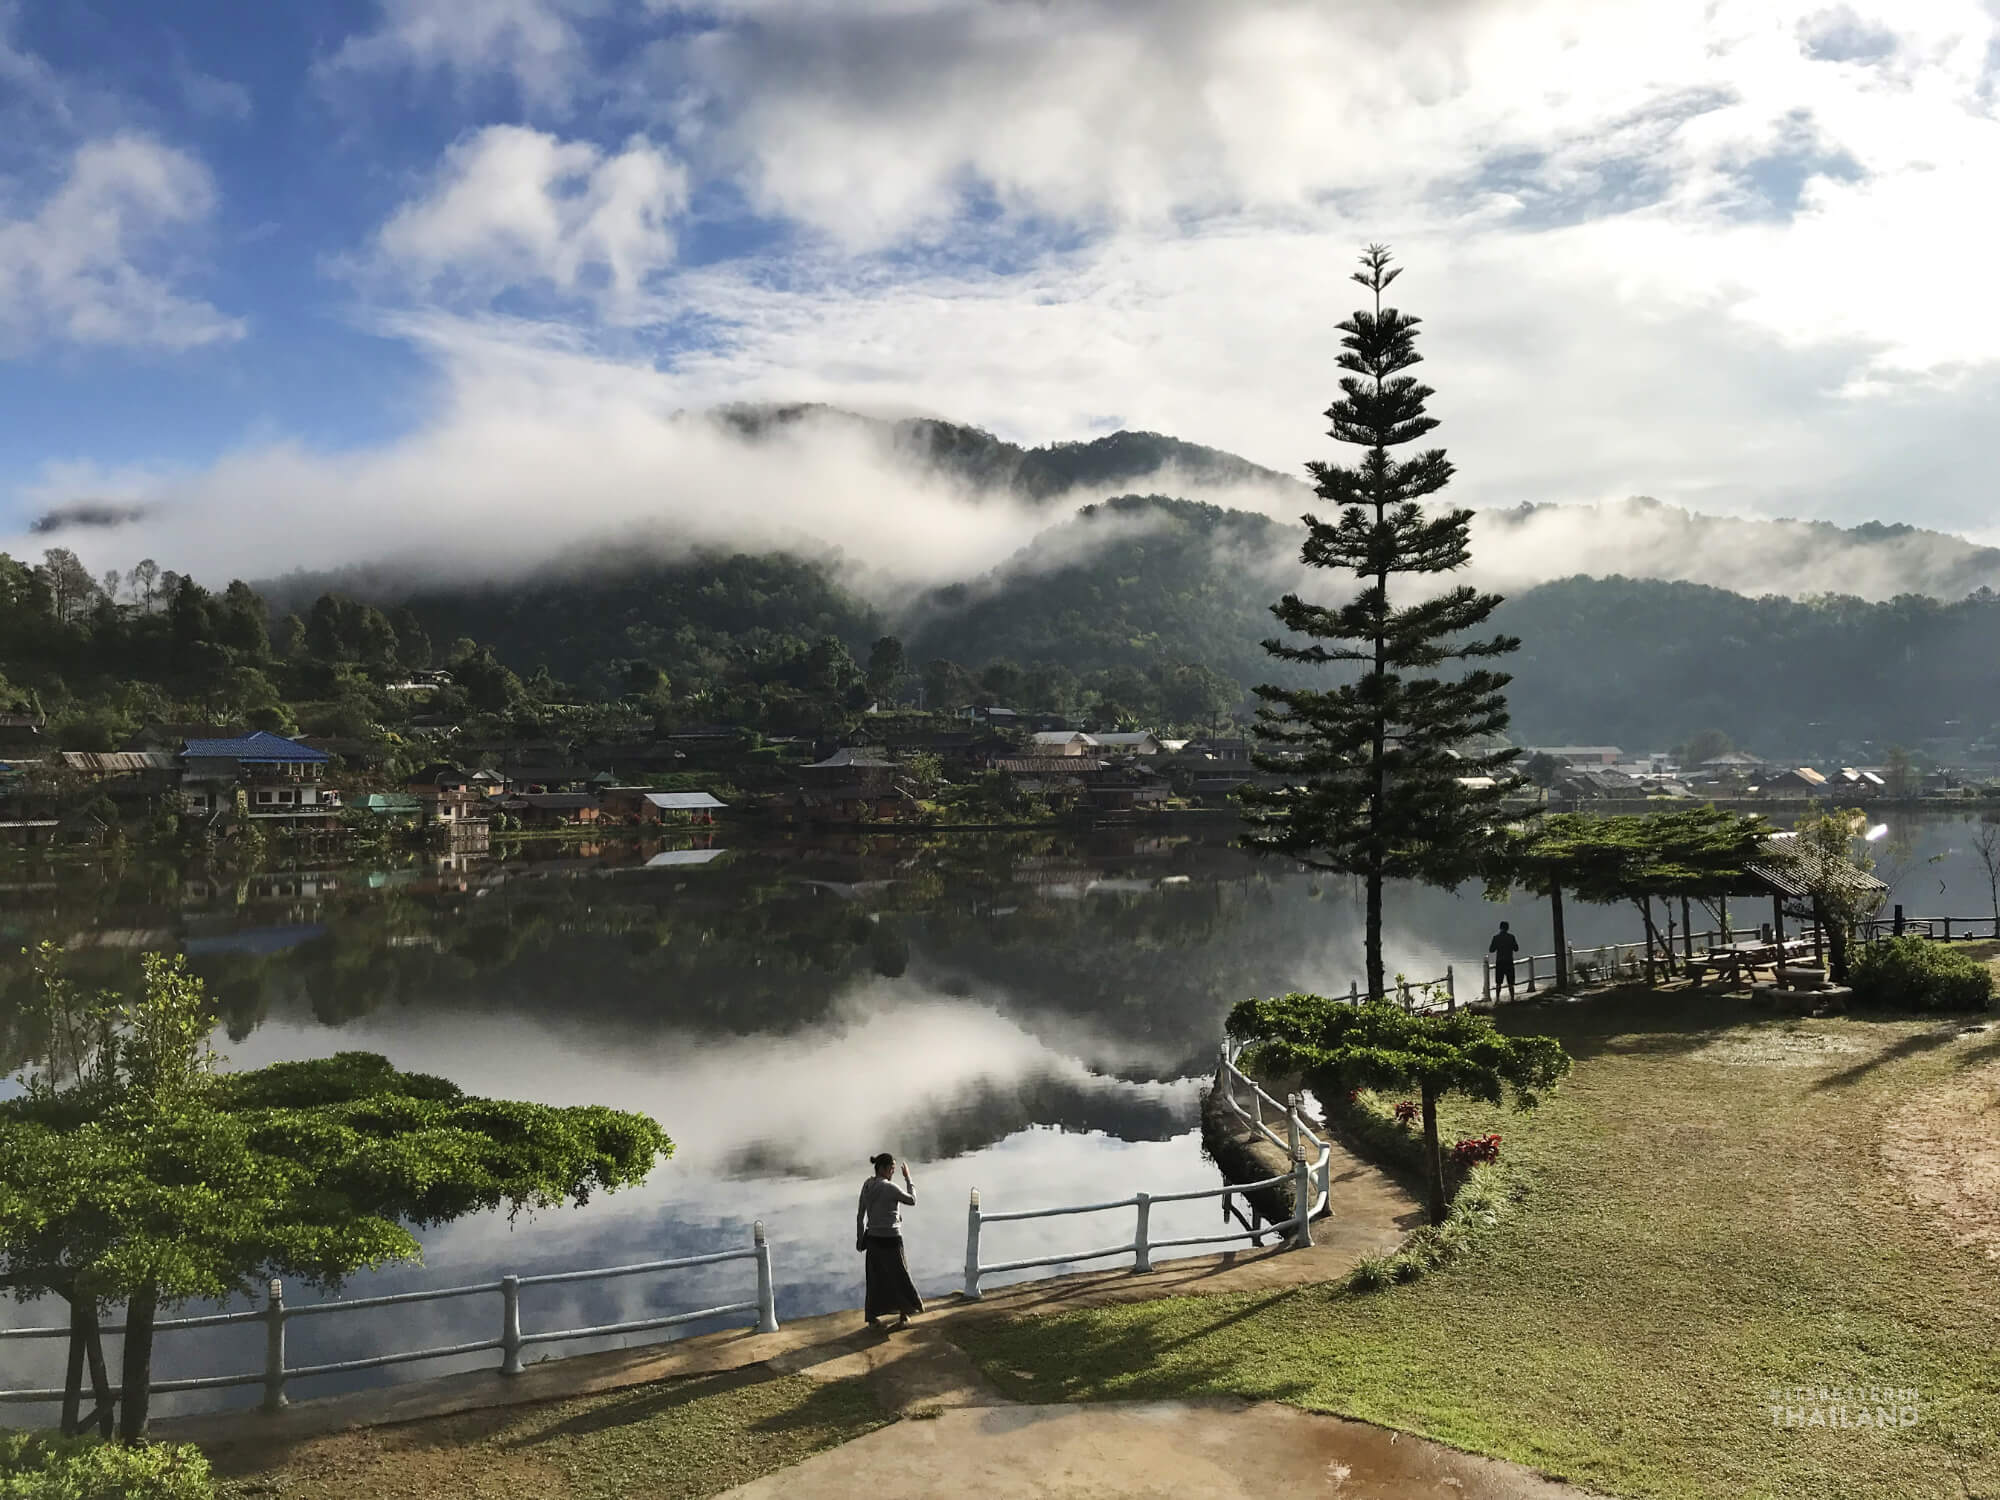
[857,1153,924,1330]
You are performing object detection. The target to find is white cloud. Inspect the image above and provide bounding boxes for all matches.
[325,0,603,112]
[374,125,688,309]
[0,135,243,355]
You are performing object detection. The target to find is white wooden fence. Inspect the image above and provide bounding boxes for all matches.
[961,1042,1330,1299]
[0,1222,778,1412]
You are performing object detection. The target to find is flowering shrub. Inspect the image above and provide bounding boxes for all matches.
[1450,1133,1502,1169]
[1392,1099,1420,1127]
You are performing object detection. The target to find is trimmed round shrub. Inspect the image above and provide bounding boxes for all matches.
[1849,936,1995,1012]
[0,1433,214,1499]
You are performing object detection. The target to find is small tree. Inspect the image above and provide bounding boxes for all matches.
[2,947,671,1442]
[1228,994,1569,1223]
[1241,245,1519,1000]
[1971,814,2000,932]
[1491,808,1767,986]
[1781,805,1884,982]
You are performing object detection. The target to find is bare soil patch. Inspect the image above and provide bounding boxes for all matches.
[1881,1052,2000,1258]
[1690,1024,1868,1068]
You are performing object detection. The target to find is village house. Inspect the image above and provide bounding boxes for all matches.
[497,791,601,827]
[1091,731,1164,757]
[959,705,1022,729]
[179,732,341,826]
[793,747,910,822]
[1179,737,1254,766]
[1028,731,1100,757]
[990,756,1112,798]
[403,762,491,831]
[1521,744,1624,766]
[1832,767,1887,796]
[1755,767,1831,799]
[600,788,727,824]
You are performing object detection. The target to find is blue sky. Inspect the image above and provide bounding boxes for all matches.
[3,0,1999,588]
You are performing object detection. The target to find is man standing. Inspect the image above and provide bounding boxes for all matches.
[1489,921,1521,999]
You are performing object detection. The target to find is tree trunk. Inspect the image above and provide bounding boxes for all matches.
[61,1293,85,1436]
[118,1282,158,1445]
[1365,873,1384,1002]
[84,1302,113,1439]
[1825,905,1851,983]
[1420,1087,1447,1225]
[1681,896,1694,961]
[1550,881,1568,991]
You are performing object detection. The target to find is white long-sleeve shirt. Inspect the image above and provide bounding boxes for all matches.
[858,1175,916,1238]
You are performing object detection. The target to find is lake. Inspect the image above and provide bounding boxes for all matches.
[1,811,1993,1416]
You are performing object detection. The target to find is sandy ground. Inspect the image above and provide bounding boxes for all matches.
[1690,1026,1869,1068]
[1881,1046,2000,1258]
[715,1399,1597,1500]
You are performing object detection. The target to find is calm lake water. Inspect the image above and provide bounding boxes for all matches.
[1,812,1992,1416]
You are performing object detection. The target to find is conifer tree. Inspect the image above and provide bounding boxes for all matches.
[1242,245,1518,999]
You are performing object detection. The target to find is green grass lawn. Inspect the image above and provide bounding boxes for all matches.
[955,988,2000,1500]
[212,1366,887,1500]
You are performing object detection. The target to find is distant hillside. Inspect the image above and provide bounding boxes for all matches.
[711,402,1300,502]
[902,494,1298,687]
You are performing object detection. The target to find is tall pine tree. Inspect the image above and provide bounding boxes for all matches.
[1242,245,1518,999]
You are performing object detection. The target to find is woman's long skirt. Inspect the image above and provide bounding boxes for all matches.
[863,1234,925,1319]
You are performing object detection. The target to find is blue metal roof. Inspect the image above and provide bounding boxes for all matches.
[181,731,330,764]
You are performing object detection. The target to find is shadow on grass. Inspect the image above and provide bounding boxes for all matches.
[955,1288,1319,1409]
[1486,984,1745,1066]
[498,1364,877,1452]
[1811,1026,1962,1092]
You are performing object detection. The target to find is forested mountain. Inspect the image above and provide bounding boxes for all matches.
[903,495,1296,689]
[12,408,2000,759]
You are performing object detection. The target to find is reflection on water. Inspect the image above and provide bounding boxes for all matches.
[0,815,1989,1413]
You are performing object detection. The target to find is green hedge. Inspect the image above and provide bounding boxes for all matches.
[0,1434,214,1499]
[1849,936,1995,1012]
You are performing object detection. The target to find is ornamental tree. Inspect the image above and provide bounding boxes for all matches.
[1241,245,1519,1001]
[1489,808,1768,985]
[1228,993,1569,1223]
[0,946,671,1443]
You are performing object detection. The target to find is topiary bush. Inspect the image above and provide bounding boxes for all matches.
[1848,936,1995,1012]
[0,1433,214,1499]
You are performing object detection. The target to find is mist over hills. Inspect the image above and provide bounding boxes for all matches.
[87,405,2000,757]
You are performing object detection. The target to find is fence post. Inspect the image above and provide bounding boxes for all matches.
[261,1279,287,1413]
[1567,946,1577,988]
[1216,1042,1230,1099]
[1526,953,1537,993]
[964,1189,983,1300]
[753,1221,780,1334]
[1445,964,1455,1013]
[500,1275,523,1376]
[1893,903,1904,936]
[1133,1192,1152,1273]
[1482,958,1491,1004]
[1289,1155,1314,1248]
[1286,1095,1302,1165]
[1944,917,1952,942]
[1349,979,1359,1003]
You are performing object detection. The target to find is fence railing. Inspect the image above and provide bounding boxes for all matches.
[0,1222,779,1411]
[960,1043,1328,1300]
[1324,968,1457,1012]
[1479,911,2000,1000]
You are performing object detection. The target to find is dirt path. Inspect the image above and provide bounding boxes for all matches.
[715,1399,1596,1500]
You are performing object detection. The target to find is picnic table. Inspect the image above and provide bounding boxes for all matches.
[1695,938,1815,988]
